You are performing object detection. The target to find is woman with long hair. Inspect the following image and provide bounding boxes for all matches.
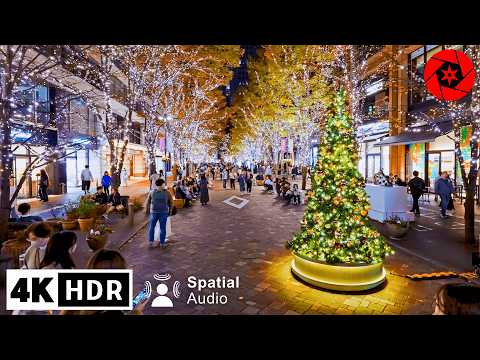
[39,169,49,202]
[40,231,77,269]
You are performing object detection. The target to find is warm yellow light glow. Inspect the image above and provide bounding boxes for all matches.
[291,253,386,292]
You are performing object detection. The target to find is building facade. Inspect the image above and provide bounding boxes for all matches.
[8,46,163,199]
[357,45,469,189]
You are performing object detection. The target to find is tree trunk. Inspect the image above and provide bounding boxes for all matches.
[301,166,307,190]
[0,102,13,243]
[465,183,476,244]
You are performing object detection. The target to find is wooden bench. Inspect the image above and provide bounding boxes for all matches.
[168,187,184,209]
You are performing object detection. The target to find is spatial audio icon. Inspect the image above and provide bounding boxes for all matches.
[151,273,181,308]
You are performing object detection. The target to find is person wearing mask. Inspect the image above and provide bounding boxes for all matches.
[199,173,210,206]
[435,171,455,219]
[16,203,43,223]
[40,231,77,269]
[106,187,124,214]
[145,179,173,248]
[433,283,480,315]
[94,186,109,205]
[407,170,426,216]
[81,165,94,194]
[21,222,52,269]
[39,169,49,202]
[101,171,111,196]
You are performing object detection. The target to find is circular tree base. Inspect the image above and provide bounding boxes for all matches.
[291,253,386,292]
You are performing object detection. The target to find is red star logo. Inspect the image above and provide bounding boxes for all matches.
[440,65,459,86]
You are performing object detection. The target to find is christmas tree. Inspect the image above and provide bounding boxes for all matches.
[290,90,393,264]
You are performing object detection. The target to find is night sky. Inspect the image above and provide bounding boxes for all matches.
[224,45,258,106]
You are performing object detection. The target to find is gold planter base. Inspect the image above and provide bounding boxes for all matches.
[291,253,386,292]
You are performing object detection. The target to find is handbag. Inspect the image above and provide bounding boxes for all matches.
[447,196,454,210]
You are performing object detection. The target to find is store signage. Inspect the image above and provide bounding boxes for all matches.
[424,49,475,101]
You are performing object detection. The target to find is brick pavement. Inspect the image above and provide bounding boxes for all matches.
[120,180,463,315]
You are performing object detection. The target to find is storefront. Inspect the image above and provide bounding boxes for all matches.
[357,122,389,181]
[376,120,456,187]
[11,125,59,199]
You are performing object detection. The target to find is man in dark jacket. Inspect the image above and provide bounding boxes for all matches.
[435,171,455,219]
[407,171,426,215]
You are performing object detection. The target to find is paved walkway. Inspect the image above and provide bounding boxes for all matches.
[118,180,471,315]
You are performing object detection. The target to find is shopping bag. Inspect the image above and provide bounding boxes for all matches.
[154,216,172,242]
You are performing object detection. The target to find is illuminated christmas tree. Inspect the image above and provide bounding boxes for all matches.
[290,89,393,264]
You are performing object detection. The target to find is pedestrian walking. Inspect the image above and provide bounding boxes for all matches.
[101,171,111,196]
[222,168,229,189]
[81,165,93,194]
[39,169,49,202]
[230,170,236,189]
[246,172,253,193]
[121,168,128,187]
[407,170,425,216]
[435,171,455,219]
[199,173,209,206]
[145,178,173,248]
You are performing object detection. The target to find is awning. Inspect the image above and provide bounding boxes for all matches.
[374,120,453,147]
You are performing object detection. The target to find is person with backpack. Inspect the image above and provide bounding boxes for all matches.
[145,178,173,248]
[407,170,426,216]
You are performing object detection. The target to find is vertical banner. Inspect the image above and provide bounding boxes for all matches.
[409,143,425,180]
[456,126,473,183]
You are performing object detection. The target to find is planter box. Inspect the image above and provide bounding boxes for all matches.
[291,252,386,291]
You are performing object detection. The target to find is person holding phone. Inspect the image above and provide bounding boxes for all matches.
[71,249,150,315]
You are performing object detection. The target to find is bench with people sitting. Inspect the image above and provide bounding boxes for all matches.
[263,176,274,193]
[92,186,129,218]
[168,185,185,209]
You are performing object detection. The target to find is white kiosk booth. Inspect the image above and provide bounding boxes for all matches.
[365,184,414,223]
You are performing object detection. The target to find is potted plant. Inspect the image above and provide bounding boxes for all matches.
[385,215,410,239]
[62,201,79,230]
[86,224,113,251]
[77,198,97,232]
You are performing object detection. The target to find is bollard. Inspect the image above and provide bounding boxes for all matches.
[128,203,134,226]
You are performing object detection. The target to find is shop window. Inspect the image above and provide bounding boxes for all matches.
[129,123,141,144]
[14,83,50,125]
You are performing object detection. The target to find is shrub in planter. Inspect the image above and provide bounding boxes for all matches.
[86,224,113,251]
[77,198,97,231]
[385,215,410,239]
